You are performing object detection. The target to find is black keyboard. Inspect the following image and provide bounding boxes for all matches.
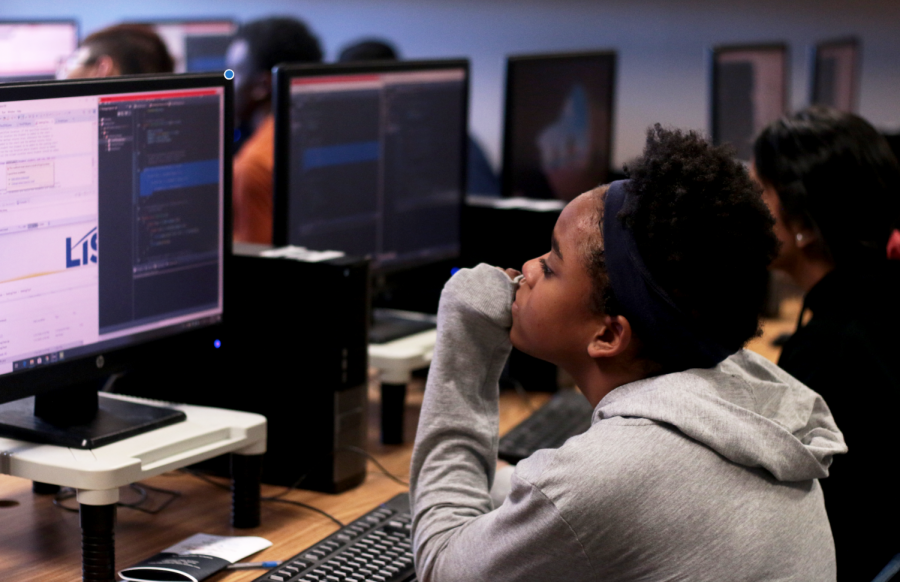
[253,493,416,582]
[370,309,436,345]
[498,390,594,464]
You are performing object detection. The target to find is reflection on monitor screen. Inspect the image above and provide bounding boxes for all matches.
[0,21,78,83]
[131,20,237,73]
[711,44,787,161]
[811,38,859,113]
[273,61,468,272]
[0,81,225,402]
[502,51,616,201]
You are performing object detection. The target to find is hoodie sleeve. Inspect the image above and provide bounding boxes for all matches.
[409,264,592,582]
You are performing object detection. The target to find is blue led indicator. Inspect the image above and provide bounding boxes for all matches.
[224,69,235,80]
[214,339,222,349]
[450,267,460,276]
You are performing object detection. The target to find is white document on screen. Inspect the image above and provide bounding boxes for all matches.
[0,96,101,375]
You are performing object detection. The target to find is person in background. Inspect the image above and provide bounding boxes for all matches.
[58,24,173,79]
[338,37,501,196]
[337,38,399,62]
[752,105,900,581]
[226,16,323,244]
[410,125,846,581]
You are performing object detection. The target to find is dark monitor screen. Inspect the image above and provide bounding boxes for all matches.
[811,38,860,113]
[502,51,616,202]
[0,75,229,408]
[0,20,79,83]
[128,20,237,73]
[711,44,788,161]
[273,60,469,273]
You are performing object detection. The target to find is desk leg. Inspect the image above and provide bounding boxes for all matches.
[80,503,116,582]
[381,382,407,445]
[231,453,262,528]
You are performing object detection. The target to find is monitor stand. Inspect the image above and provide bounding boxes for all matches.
[0,381,185,449]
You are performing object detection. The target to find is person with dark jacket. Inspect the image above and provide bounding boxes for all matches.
[753,105,900,580]
[225,17,323,244]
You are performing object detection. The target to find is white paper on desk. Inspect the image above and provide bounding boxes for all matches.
[161,533,272,562]
[118,534,272,582]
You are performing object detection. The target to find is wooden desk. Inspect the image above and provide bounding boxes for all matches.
[0,305,790,582]
[0,376,547,582]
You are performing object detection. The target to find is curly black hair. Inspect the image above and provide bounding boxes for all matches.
[753,106,900,266]
[235,17,323,74]
[592,125,779,355]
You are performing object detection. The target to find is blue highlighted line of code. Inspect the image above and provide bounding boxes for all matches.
[140,159,220,197]
[302,141,379,172]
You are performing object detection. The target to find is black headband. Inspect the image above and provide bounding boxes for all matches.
[603,180,734,371]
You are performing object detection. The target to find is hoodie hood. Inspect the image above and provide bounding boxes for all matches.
[594,349,847,482]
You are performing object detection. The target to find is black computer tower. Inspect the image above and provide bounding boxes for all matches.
[225,246,370,492]
[117,245,370,493]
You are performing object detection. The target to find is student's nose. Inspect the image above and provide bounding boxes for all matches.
[521,257,541,287]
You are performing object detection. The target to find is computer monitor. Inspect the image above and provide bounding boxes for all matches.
[811,37,860,113]
[501,50,616,202]
[127,19,237,73]
[0,73,231,448]
[710,43,788,161]
[0,20,79,83]
[272,59,469,273]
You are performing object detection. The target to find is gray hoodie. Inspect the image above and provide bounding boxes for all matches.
[410,264,847,582]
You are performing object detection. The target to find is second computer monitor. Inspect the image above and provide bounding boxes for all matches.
[0,20,78,83]
[502,51,616,202]
[710,43,788,161]
[129,19,237,73]
[273,60,469,272]
[811,37,860,113]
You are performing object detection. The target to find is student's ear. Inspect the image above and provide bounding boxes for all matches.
[91,55,118,78]
[587,314,632,359]
[784,217,818,250]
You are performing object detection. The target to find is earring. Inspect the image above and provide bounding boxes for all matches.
[795,233,804,243]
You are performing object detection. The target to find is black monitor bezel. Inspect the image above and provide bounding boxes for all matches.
[709,42,789,154]
[121,17,237,29]
[0,18,81,80]
[501,49,618,199]
[0,73,233,405]
[271,58,470,274]
[810,36,860,112]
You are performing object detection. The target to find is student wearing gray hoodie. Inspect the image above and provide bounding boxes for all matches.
[410,126,847,581]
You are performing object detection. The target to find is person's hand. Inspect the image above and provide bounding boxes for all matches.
[496,266,522,281]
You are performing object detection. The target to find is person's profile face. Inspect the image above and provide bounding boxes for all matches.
[510,191,605,368]
[226,39,259,126]
[750,162,798,273]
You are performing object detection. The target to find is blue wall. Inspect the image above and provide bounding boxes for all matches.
[6,0,899,169]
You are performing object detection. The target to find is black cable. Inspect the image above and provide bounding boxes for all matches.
[261,497,345,528]
[179,468,231,490]
[181,468,345,529]
[267,470,309,500]
[52,483,181,514]
[338,446,409,487]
